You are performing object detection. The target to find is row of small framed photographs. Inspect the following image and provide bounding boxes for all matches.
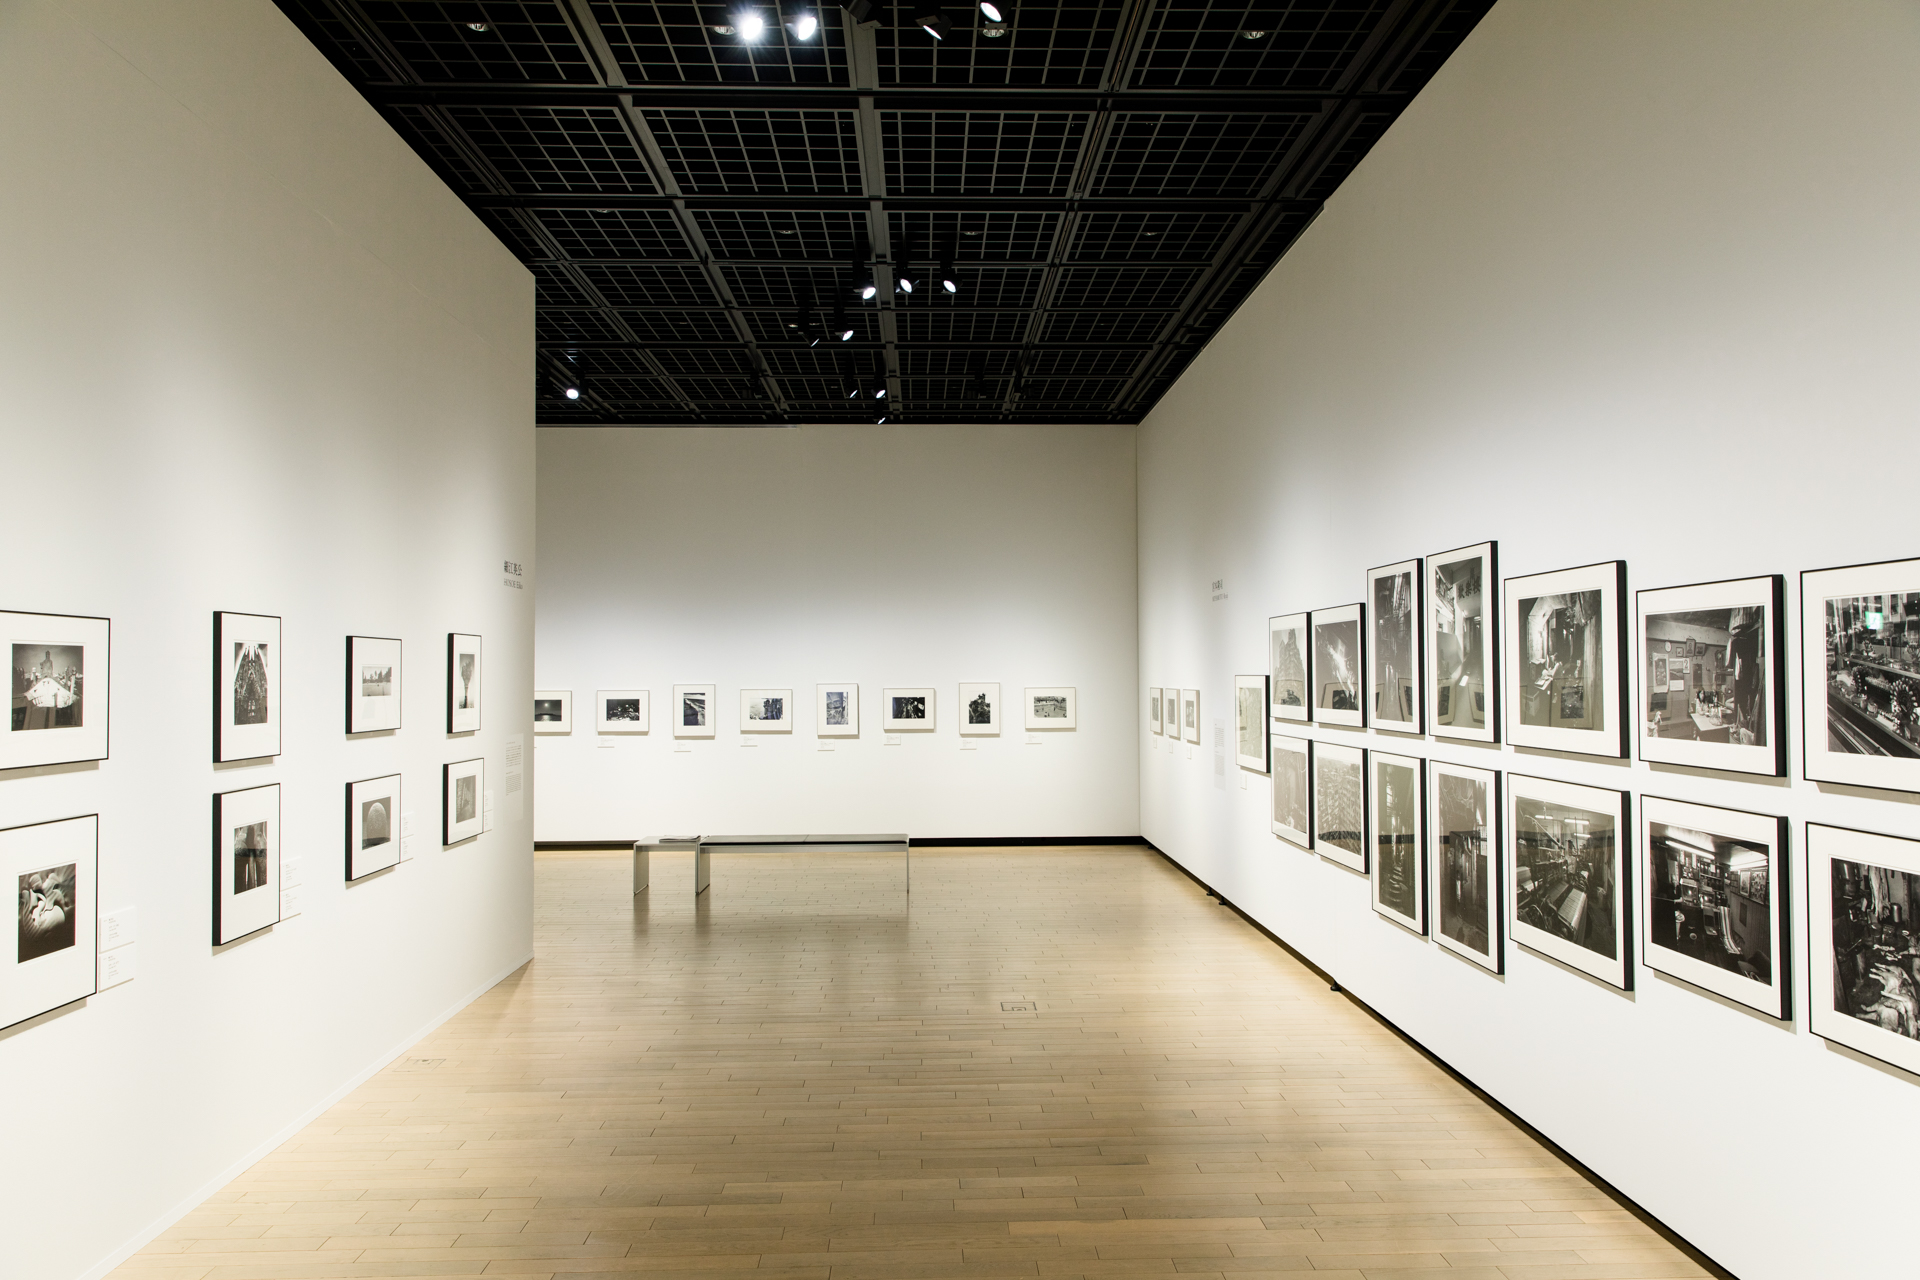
[1259,734,1920,1080]
[1245,544,1920,793]
[534,684,1080,737]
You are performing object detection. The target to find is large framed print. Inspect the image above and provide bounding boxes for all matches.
[1809,823,1920,1075]
[1181,689,1201,745]
[1431,761,1501,973]
[596,689,649,733]
[1312,741,1366,873]
[817,683,859,737]
[1149,687,1163,735]
[1233,675,1268,772]
[960,683,1000,735]
[1641,796,1788,1019]
[533,690,572,733]
[1638,576,1786,777]
[4,611,109,771]
[1803,557,1920,791]
[1504,562,1628,757]
[674,685,716,738]
[346,774,402,881]
[214,784,280,945]
[443,758,484,845]
[1427,542,1497,743]
[1025,687,1076,730]
[883,687,936,731]
[1311,604,1365,727]
[1507,774,1629,989]
[1269,612,1309,722]
[447,633,481,734]
[1270,734,1311,847]
[346,636,402,734]
[214,611,281,763]
[740,688,792,732]
[1370,751,1424,933]
[1367,561,1422,733]
[2,815,97,1031]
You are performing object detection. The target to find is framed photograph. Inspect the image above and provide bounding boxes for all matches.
[1026,687,1075,730]
[214,611,280,763]
[1504,561,1628,757]
[1269,612,1310,722]
[817,683,859,737]
[345,635,402,734]
[883,687,936,731]
[1507,773,1629,989]
[1270,734,1312,847]
[674,684,716,738]
[1312,740,1366,873]
[443,757,484,845]
[1368,560,1423,733]
[1181,689,1201,745]
[213,784,280,945]
[2,815,97,1031]
[596,689,649,733]
[1641,796,1788,1019]
[3,611,109,772]
[1428,542,1497,742]
[1233,675,1269,772]
[447,633,481,734]
[1149,687,1163,735]
[1809,823,1920,1075]
[533,690,572,733]
[1638,576,1785,777]
[740,688,792,732]
[960,683,1000,735]
[346,774,402,881]
[1311,604,1365,727]
[1370,751,1425,932]
[1802,557,1920,791]
[1431,761,1501,972]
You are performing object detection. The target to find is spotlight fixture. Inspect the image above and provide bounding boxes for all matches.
[982,21,1007,36]
[711,23,735,34]
[1238,28,1268,38]
[978,1,1002,19]
[466,21,490,32]
[564,386,581,400]
[894,239,917,295]
[737,10,766,38]
[876,414,888,424]
[852,246,878,301]
[940,239,958,294]
[873,381,888,400]
[790,9,818,38]
[914,7,949,38]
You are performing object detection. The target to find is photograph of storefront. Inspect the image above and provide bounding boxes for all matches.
[1824,591,1920,758]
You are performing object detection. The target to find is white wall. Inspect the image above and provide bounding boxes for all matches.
[535,425,1138,840]
[0,3,535,1278]
[1139,3,1920,1277]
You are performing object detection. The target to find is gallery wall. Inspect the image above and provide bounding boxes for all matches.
[0,3,535,1278]
[1137,2,1920,1277]
[534,424,1138,841]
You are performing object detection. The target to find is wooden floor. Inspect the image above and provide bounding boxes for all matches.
[116,846,1709,1280]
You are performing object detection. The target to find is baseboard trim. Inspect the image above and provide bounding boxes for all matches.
[78,949,536,1280]
[536,840,635,850]
[535,836,1150,850]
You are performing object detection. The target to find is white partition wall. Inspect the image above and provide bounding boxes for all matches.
[1138,3,1920,1278]
[0,2,535,1277]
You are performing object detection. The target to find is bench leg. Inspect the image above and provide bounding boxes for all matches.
[694,845,711,897]
[633,847,649,895]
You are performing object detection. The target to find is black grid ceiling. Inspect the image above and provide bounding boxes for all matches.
[280,0,1491,425]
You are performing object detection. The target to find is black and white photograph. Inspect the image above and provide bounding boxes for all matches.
[214,611,280,763]
[1430,761,1501,972]
[960,683,999,736]
[1311,604,1365,727]
[1428,542,1496,743]
[532,689,572,734]
[1808,824,1920,1075]
[2,815,97,1031]
[1370,751,1424,932]
[1507,774,1630,989]
[1638,576,1785,777]
[3,610,108,773]
[740,688,792,732]
[1182,688,1201,745]
[1368,560,1422,733]
[346,635,402,734]
[816,683,859,737]
[1150,686,1163,735]
[1234,674,1269,772]
[883,687,936,732]
[1503,562,1627,758]
[213,784,280,945]
[1270,734,1311,847]
[1641,796,1788,1019]
[595,689,648,733]
[447,633,481,734]
[1313,741,1366,873]
[346,774,403,881]
[673,684,717,739]
[443,758,484,845]
[1269,612,1309,722]
[1025,687,1076,731]
[1802,558,1920,793]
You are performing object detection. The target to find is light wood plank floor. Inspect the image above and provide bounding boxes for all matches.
[115,846,1710,1280]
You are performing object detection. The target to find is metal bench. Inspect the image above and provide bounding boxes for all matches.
[633,833,911,898]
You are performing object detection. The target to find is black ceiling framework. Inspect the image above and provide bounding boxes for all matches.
[279,0,1492,425]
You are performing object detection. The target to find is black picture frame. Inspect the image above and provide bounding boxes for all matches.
[1801,556,1920,793]
[1507,772,1630,990]
[1310,603,1366,728]
[1312,740,1367,872]
[1,814,99,1031]
[213,611,282,764]
[1430,760,1502,973]
[2,611,110,772]
[1640,795,1790,1020]
[1636,575,1787,777]
[213,783,281,946]
[1366,559,1424,735]
[1426,541,1498,744]
[1502,561,1629,759]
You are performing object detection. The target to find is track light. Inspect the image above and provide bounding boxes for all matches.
[873,381,888,400]
[791,10,818,38]
[915,7,949,38]
[940,240,958,294]
[852,245,877,301]
[842,0,875,21]
[466,21,490,32]
[738,11,768,39]
[1238,28,1268,39]
[564,386,580,400]
[978,1,1002,19]
[982,21,1007,36]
